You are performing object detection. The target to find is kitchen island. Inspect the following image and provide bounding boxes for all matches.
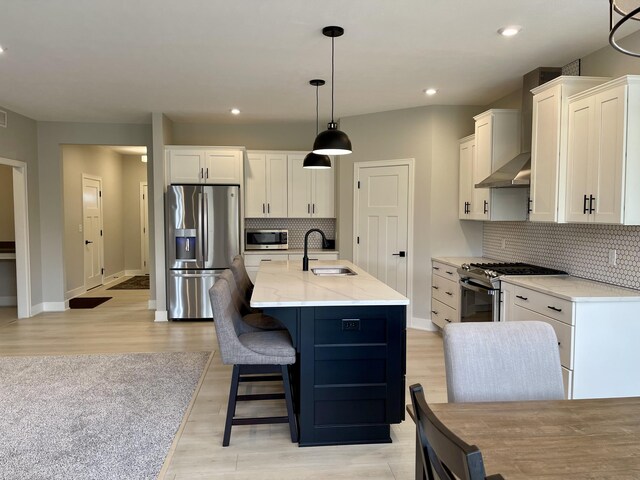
[251,259,409,447]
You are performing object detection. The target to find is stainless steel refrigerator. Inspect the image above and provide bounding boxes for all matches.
[166,185,240,320]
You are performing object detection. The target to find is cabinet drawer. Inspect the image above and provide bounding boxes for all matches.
[432,274,459,309]
[243,253,287,267]
[513,286,573,325]
[512,304,574,370]
[431,299,457,329]
[432,261,459,281]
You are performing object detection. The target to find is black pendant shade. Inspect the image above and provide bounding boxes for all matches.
[302,152,332,169]
[609,0,640,57]
[313,26,352,156]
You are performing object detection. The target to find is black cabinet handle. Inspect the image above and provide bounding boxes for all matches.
[433,266,440,271]
[445,291,453,296]
[446,271,454,275]
[206,167,209,179]
[312,204,315,214]
[307,204,310,214]
[583,194,589,214]
[589,195,595,214]
[267,203,270,214]
[85,240,93,245]
[445,318,451,323]
[432,286,439,290]
[200,168,204,179]
[392,251,406,257]
[431,310,438,315]
[483,200,488,214]
[547,305,562,312]
[262,203,265,214]
[515,295,528,301]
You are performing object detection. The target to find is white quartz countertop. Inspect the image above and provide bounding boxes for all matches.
[501,275,640,302]
[244,249,339,255]
[251,259,409,307]
[432,256,495,268]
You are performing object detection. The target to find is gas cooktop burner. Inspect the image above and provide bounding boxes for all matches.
[464,262,566,276]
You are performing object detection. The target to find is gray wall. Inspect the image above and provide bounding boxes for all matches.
[339,105,485,320]
[172,121,316,150]
[122,155,148,272]
[0,165,14,240]
[581,29,640,77]
[37,122,152,306]
[0,106,42,306]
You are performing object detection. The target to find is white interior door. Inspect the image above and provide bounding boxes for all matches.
[141,182,149,274]
[83,175,103,290]
[354,163,410,295]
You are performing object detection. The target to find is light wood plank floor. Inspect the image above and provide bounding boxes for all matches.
[0,281,447,479]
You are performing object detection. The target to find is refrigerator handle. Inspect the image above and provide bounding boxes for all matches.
[202,192,209,264]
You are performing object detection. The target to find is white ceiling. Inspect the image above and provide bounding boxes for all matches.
[0,0,630,124]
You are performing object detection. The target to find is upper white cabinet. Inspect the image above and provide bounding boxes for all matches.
[166,147,243,185]
[245,152,288,218]
[458,135,475,219]
[288,154,335,218]
[467,109,527,221]
[565,76,640,225]
[530,77,609,222]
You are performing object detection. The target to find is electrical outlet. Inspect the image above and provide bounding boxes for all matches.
[501,238,506,249]
[608,249,617,266]
[342,319,360,331]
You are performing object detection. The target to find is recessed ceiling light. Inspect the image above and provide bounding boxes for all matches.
[498,26,522,37]
[230,108,240,115]
[0,46,5,54]
[141,155,147,163]
[424,88,438,96]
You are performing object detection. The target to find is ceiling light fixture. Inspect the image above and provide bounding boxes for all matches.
[313,26,352,156]
[609,0,640,57]
[497,25,522,37]
[303,79,332,169]
[0,46,5,54]
[424,88,438,96]
[230,108,240,115]
[141,155,147,163]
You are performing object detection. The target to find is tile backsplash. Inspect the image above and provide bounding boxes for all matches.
[483,222,640,290]
[245,218,336,249]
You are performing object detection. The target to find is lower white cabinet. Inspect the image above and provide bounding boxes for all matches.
[430,260,460,328]
[244,252,339,282]
[502,280,640,400]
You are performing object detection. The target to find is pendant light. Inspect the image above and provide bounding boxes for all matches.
[609,0,640,57]
[303,79,332,169]
[313,26,352,155]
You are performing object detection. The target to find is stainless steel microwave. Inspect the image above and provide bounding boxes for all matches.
[245,229,288,250]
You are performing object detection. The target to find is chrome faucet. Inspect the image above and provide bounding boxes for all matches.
[302,228,329,271]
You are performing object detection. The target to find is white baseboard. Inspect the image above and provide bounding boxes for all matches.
[65,285,86,301]
[410,316,439,331]
[103,271,126,285]
[0,296,17,306]
[125,269,145,276]
[42,301,66,312]
[31,303,44,315]
[154,310,168,322]
[148,299,156,309]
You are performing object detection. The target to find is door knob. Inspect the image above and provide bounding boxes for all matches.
[85,240,93,245]
[392,251,406,257]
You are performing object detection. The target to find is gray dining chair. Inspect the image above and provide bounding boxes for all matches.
[410,384,504,480]
[219,270,283,330]
[443,321,565,403]
[230,255,254,302]
[209,277,298,447]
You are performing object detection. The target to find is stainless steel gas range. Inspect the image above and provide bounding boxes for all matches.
[457,262,566,322]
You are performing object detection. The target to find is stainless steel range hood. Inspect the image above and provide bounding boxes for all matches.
[475,67,561,189]
[475,152,531,188]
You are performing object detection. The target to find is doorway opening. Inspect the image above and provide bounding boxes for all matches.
[0,157,31,319]
[62,145,150,307]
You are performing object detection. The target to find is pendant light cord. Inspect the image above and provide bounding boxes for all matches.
[315,84,320,136]
[331,35,335,123]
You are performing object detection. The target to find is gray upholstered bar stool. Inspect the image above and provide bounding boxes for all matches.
[230,255,254,304]
[219,269,283,330]
[209,277,298,447]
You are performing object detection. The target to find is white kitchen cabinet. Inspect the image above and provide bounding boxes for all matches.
[502,279,640,400]
[287,154,335,218]
[244,152,288,218]
[430,260,460,328]
[565,76,640,225]
[166,147,243,185]
[530,77,609,222]
[458,135,475,219]
[469,109,528,221]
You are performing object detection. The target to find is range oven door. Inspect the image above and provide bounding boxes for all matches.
[459,279,501,322]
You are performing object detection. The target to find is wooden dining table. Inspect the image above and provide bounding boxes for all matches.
[409,396,640,479]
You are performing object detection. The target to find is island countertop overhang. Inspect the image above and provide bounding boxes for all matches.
[250,260,410,308]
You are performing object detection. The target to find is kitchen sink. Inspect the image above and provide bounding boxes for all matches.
[311,266,357,276]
